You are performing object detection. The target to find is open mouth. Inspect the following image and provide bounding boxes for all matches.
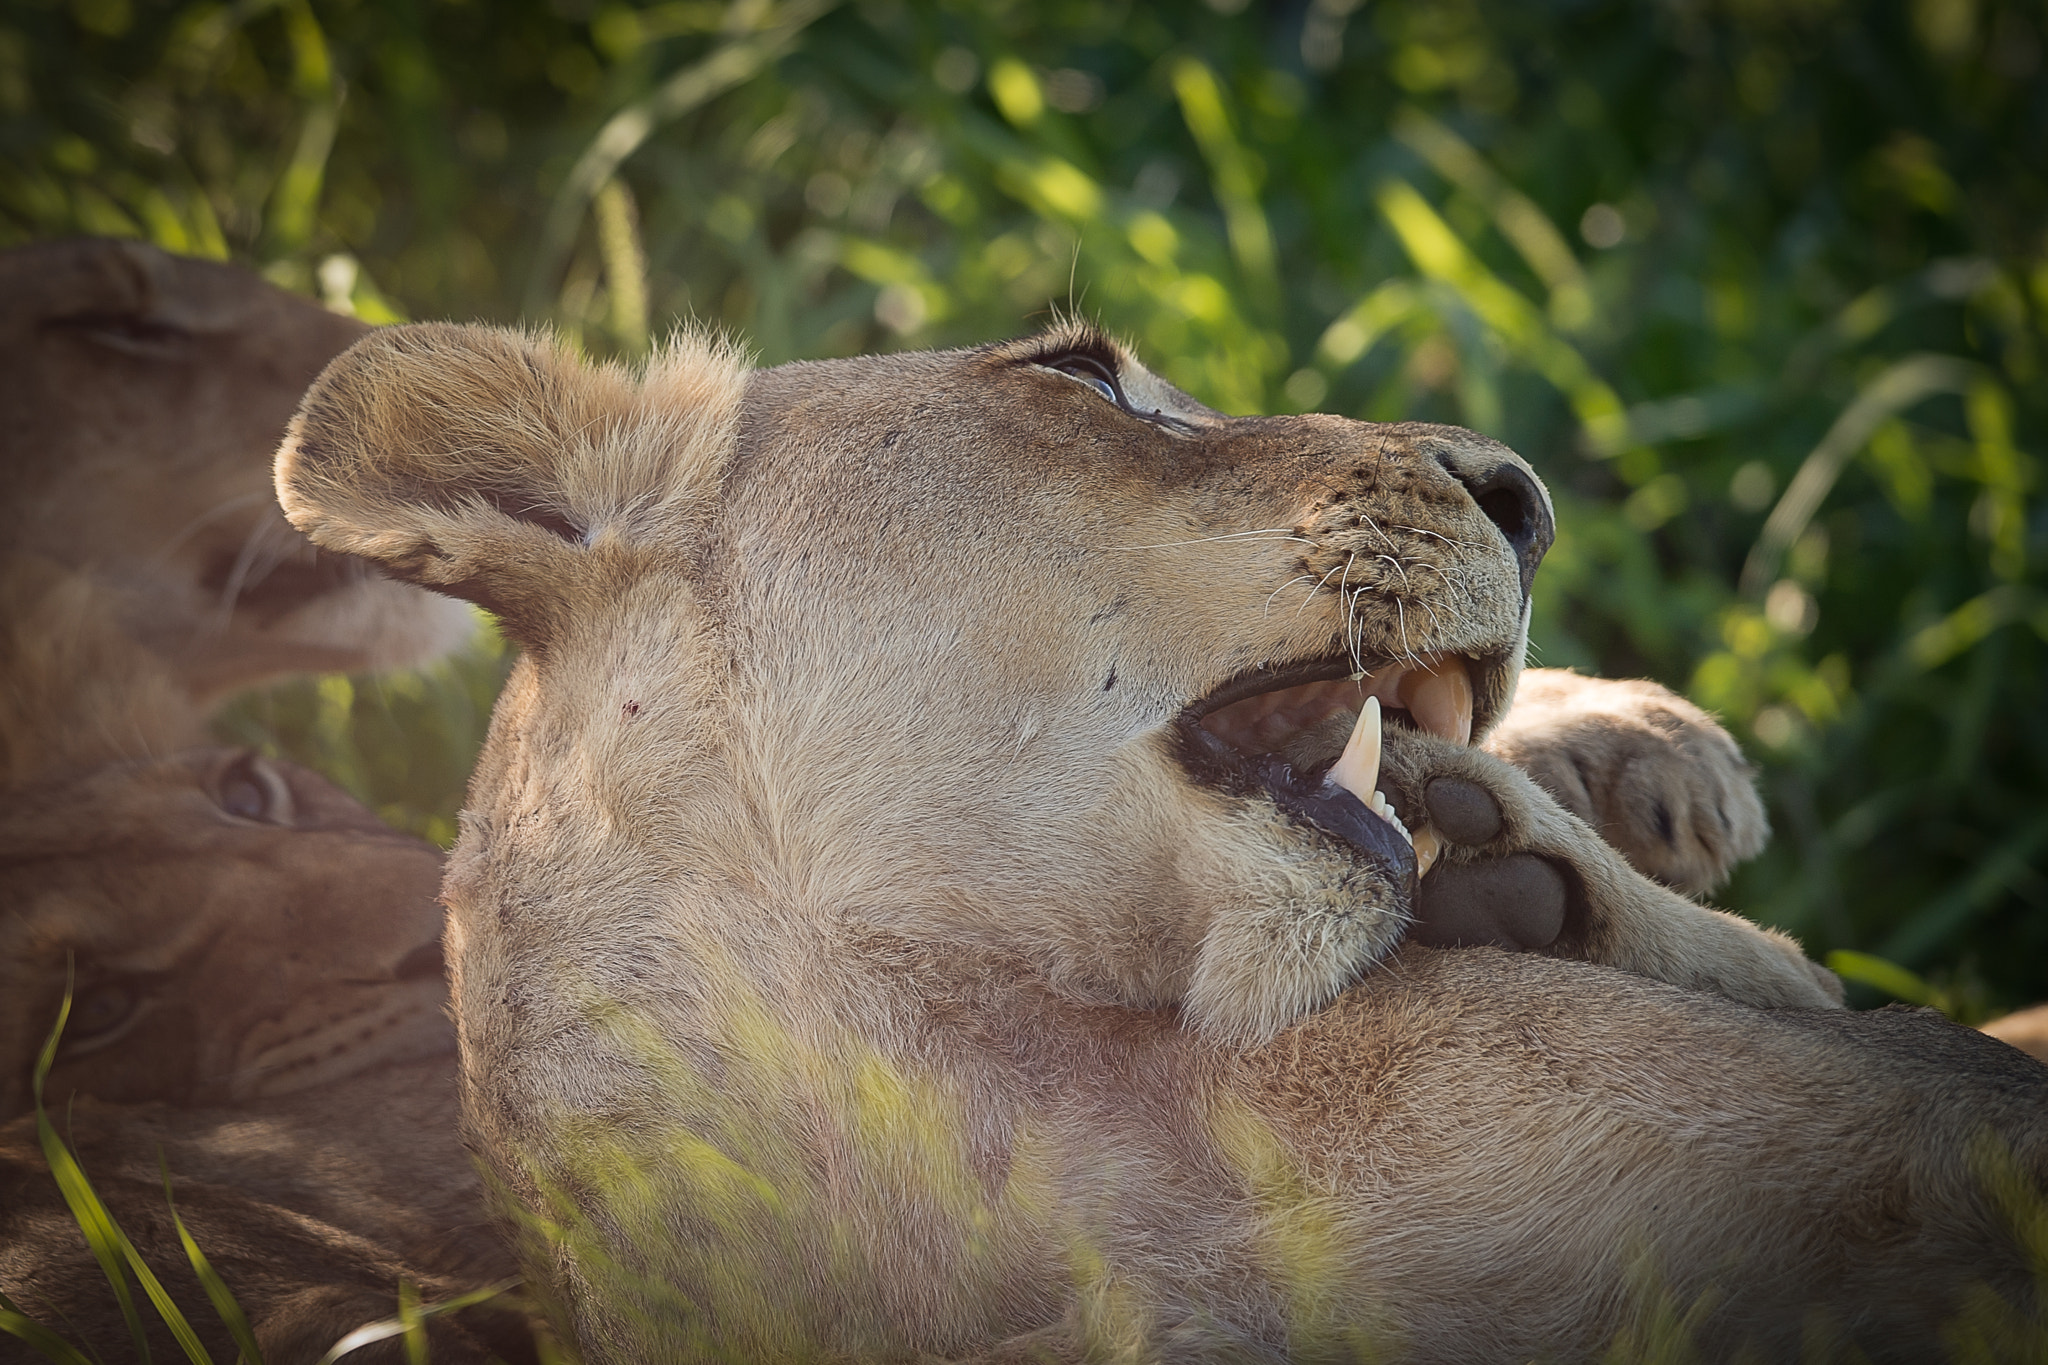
[201,545,378,624]
[1175,651,1481,887]
[1193,652,1475,755]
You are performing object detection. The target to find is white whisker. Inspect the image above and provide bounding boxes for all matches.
[1395,600,1426,670]
[1409,562,1468,641]
[1396,524,1477,551]
[143,490,274,575]
[1340,553,1360,673]
[1263,575,1316,616]
[1105,527,1313,551]
[210,517,278,634]
[1293,562,1347,617]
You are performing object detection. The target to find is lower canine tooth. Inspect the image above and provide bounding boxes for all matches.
[1327,701,1419,852]
[1327,696,1382,801]
[1413,828,1442,878]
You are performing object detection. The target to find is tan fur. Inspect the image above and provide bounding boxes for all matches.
[1486,667,1769,894]
[0,749,452,1119]
[0,239,473,785]
[0,750,527,1361]
[1982,1004,2048,1064]
[279,323,2046,1362]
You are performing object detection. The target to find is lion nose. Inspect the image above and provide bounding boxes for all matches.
[1449,460,1553,600]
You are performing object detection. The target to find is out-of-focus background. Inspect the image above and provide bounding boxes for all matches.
[3,0,2041,1015]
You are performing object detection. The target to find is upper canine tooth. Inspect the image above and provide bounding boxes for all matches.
[1396,657,1475,746]
[1326,696,1381,802]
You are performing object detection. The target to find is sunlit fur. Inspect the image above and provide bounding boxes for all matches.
[280,322,2047,1362]
[0,239,473,785]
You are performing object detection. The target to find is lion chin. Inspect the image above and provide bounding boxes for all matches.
[276,320,2048,1364]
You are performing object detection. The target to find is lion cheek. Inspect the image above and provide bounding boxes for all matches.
[1180,805,1409,1045]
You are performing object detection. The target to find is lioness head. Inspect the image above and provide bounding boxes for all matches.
[0,239,475,782]
[0,748,452,1119]
[280,322,1549,1042]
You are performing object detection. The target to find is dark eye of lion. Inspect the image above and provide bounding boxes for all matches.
[64,979,142,1048]
[44,310,195,359]
[213,753,294,826]
[1053,356,1122,406]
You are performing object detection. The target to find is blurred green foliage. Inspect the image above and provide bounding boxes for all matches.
[2,0,2043,1005]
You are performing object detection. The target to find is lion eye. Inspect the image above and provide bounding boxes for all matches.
[1053,358,1121,405]
[66,980,141,1044]
[212,753,295,826]
[46,311,195,359]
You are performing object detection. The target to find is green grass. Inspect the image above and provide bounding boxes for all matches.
[8,963,2048,1362]
[0,975,529,1365]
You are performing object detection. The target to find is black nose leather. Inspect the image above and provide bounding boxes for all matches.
[1458,463,1553,599]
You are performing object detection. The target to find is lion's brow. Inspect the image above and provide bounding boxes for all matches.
[1006,318,1125,371]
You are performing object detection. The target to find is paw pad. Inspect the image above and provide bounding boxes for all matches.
[1411,854,1568,951]
[1423,777,1504,846]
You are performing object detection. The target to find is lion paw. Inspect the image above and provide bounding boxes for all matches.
[1378,727,1840,1011]
[1484,669,1767,896]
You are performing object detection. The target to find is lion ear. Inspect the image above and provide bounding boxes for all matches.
[275,322,746,644]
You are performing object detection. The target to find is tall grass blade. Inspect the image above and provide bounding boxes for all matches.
[397,1280,424,1365]
[313,1280,522,1365]
[1739,354,1979,597]
[160,1158,265,1365]
[1881,811,2048,967]
[0,1290,98,1365]
[33,974,223,1364]
[1825,950,1940,1008]
[524,0,840,315]
[113,1235,224,1364]
[31,970,153,1364]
